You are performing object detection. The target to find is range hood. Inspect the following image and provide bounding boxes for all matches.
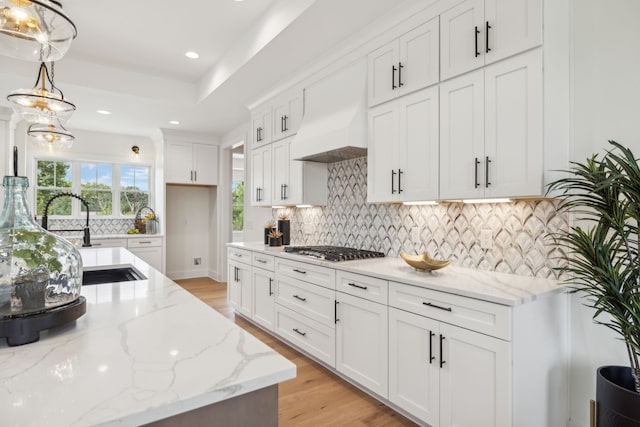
[291,58,367,163]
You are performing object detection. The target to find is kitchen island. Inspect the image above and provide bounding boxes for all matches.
[0,247,296,427]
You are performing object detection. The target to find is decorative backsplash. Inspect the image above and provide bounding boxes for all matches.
[275,157,570,279]
[43,218,133,236]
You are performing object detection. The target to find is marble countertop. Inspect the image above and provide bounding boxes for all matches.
[0,247,296,427]
[229,242,565,306]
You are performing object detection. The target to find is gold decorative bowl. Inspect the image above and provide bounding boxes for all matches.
[400,251,451,272]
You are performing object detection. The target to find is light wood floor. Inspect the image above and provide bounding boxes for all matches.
[175,277,418,427]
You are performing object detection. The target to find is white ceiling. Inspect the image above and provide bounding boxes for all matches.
[0,0,412,139]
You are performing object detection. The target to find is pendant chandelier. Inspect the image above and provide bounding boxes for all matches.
[7,61,75,125]
[28,121,74,148]
[0,0,76,62]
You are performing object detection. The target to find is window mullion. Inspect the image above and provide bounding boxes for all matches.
[114,165,121,218]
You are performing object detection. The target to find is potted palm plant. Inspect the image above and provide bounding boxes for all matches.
[548,141,640,425]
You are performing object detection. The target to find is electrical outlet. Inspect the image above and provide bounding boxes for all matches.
[193,257,201,266]
[480,229,493,250]
[411,227,420,241]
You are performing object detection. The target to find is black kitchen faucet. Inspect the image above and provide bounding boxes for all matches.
[41,193,92,247]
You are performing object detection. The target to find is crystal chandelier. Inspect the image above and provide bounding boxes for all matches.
[7,61,75,125]
[27,121,74,148]
[0,0,76,61]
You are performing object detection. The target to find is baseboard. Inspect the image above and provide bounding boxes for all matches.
[167,269,208,280]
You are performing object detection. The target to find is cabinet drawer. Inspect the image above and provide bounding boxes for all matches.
[252,253,275,271]
[389,281,511,340]
[336,270,388,304]
[276,276,336,326]
[127,237,162,248]
[227,247,252,265]
[275,304,335,366]
[276,258,335,289]
[90,238,127,248]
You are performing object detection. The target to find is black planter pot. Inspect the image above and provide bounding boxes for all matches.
[597,366,640,426]
[264,227,275,245]
[278,220,290,245]
[268,236,282,247]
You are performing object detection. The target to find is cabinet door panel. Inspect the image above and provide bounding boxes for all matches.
[484,0,542,65]
[399,17,439,94]
[165,142,193,184]
[193,144,218,185]
[439,322,511,427]
[399,86,439,201]
[253,267,275,331]
[272,139,290,204]
[484,49,542,197]
[389,308,440,425]
[439,70,484,199]
[227,262,241,308]
[336,293,388,398]
[440,0,485,80]
[367,102,399,203]
[237,263,252,317]
[252,106,272,148]
[250,146,272,206]
[367,40,399,107]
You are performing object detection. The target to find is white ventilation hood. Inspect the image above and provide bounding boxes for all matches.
[291,58,367,163]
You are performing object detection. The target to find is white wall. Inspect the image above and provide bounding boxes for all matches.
[165,184,214,279]
[569,1,640,426]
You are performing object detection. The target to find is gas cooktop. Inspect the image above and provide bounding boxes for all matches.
[283,245,385,262]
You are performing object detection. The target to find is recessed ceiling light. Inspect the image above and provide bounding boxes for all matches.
[96,110,111,115]
[169,120,180,125]
[185,51,199,59]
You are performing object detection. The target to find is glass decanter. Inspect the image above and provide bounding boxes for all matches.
[0,176,83,318]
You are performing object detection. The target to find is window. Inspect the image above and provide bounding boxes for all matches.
[81,163,113,215]
[35,160,151,218]
[36,160,72,216]
[120,166,149,215]
[232,180,244,231]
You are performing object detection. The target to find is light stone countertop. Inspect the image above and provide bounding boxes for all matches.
[0,247,296,427]
[229,242,565,306]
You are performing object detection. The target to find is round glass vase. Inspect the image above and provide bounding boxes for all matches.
[0,176,83,319]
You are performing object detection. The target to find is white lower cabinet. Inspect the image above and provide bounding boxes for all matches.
[335,292,388,398]
[275,304,335,366]
[227,260,251,315]
[252,266,275,331]
[389,308,510,427]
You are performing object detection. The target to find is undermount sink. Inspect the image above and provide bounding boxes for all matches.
[82,267,146,285]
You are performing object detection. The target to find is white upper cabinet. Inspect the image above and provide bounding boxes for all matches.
[165,141,218,186]
[368,86,439,203]
[440,49,542,199]
[368,18,439,107]
[272,87,303,142]
[250,144,272,206]
[251,104,272,148]
[440,0,541,80]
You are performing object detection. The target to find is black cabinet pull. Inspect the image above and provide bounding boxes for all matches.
[474,26,480,57]
[334,300,340,324]
[283,115,288,131]
[392,64,397,89]
[268,278,273,296]
[474,157,480,188]
[429,331,435,364]
[423,301,453,312]
[398,169,403,193]
[440,334,446,368]
[398,62,404,87]
[293,269,307,274]
[256,127,260,142]
[280,184,284,200]
[193,170,197,182]
[258,187,262,202]
[233,266,238,282]
[283,184,288,200]
[485,156,492,188]
[391,169,397,194]
[293,328,307,337]
[293,294,307,302]
[485,21,491,53]
[347,282,368,290]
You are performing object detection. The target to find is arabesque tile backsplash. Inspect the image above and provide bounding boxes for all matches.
[275,157,569,279]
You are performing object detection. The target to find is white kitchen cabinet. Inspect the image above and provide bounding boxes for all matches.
[165,141,218,185]
[228,260,251,316]
[440,0,542,80]
[368,86,439,203]
[368,18,439,107]
[272,87,303,142]
[90,238,127,248]
[250,144,272,206]
[271,137,328,206]
[252,264,275,331]
[389,307,510,427]
[335,292,388,398]
[440,49,542,199]
[127,237,163,272]
[250,103,272,148]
